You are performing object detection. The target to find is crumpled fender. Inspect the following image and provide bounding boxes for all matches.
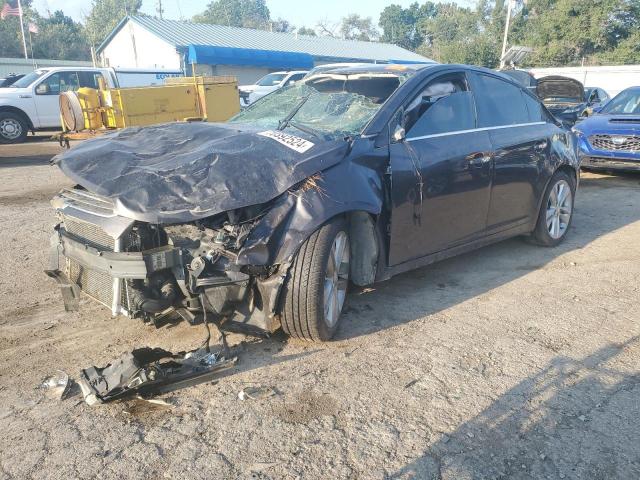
[237,145,386,266]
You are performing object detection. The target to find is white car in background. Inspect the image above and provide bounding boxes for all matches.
[238,71,308,107]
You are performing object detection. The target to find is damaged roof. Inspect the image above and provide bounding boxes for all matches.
[97,16,433,64]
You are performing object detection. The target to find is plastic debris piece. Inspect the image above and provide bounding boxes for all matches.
[40,370,70,400]
[238,386,276,401]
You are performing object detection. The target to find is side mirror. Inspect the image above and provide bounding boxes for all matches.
[35,83,48,95]
[393,125,406,143]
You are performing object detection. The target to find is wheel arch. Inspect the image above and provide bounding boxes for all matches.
[0,106,34,130]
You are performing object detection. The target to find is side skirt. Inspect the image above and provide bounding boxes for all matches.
[380,222,532,280]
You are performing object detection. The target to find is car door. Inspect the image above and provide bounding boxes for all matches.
[468,72,550,232]
[34,71,80,127]
[387,71,494,266]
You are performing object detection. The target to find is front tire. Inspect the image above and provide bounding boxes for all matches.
[280,218,350,341]
[0,112,28,144]
[530,171,575,246]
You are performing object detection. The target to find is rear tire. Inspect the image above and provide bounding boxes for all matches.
[280,217,350,341]
[0,112,28,144]
[530,171,576,247]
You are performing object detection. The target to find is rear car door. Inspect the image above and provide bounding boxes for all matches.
[388,71,494,266]
[469,72,551,232]
[34,71,80,127]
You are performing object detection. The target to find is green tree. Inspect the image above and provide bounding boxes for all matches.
[30,11,91,60]
[297,26,316,36]
[270,17,294,33]
[510,0,640,66]
[339,14,379,41]
[85,0,142,47]
[193,0,270,29]
[379,2,438,50]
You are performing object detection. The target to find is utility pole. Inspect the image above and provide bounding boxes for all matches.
[500,0,514,69]
[156,0,164,19]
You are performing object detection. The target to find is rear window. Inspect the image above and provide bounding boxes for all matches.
[470,73,529,127]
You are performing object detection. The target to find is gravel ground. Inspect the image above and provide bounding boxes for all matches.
[0,136,639,480]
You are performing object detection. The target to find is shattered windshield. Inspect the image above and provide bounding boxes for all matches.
[230,72,404,138]
[600,89,640,115]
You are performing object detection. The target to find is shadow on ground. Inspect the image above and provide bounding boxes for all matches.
[338,172,640,341]
[0,134,63,168]
[390,337,640,479]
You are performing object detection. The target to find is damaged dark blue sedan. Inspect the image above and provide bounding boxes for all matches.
[48,64,580,341]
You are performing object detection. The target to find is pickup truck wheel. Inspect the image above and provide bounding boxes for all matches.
[280,218,350,342]
[0,112,28,144]
[530,171,575,247]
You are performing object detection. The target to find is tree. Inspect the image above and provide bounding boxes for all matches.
[510,0,640,66]
[297,26,316,36]
[379,2,438,50]
[85,0,142,47]
[270,17,294,33]
[31,11,91,60]
[339,14,379,41]
[193,0,270,30]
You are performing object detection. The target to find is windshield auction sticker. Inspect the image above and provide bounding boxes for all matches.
[258,130,315,153]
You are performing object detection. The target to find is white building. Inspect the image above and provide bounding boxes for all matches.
[97,16,432,85]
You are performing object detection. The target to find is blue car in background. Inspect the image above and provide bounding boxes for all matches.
[573,86,640,172]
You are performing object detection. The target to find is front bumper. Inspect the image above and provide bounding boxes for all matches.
[576,135,640,171]
[581,156,640,171]
[49,227,182,314]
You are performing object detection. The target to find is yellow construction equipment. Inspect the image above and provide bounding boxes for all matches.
[58,76,240,145]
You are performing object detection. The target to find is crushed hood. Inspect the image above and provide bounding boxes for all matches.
[52,122,349,223]
[537,76,584,103]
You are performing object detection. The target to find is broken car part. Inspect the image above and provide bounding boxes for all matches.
[77,346,236,406]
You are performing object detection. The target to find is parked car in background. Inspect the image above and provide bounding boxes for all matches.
[0,74,25,88]
[572,86,640,172]
[0,66,183,143]
[48,63,579,342]
[238,71,308,107]
[536,75,608,125]
[581,87,610,117]
[498,68,537,94]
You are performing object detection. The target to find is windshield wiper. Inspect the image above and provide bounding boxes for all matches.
[278,93,312,131]
[287,121,323,139]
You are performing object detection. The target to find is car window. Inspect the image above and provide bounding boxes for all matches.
[522,91,553,123]
[78,71,106,89]
[407,92,476,138]
[284,73,305,86]
[590,90,599,102]
[599,89,609,102]
[36,71,79,95]
[470,73,529,127]
[403,73,475,137]
[257,73,287,87]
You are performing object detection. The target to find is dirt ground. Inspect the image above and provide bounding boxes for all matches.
[0,134,639,480]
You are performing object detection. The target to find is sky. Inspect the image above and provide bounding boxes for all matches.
[31,0,475,30]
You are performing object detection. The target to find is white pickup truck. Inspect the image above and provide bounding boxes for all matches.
[0,66,182,143]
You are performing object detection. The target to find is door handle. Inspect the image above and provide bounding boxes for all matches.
[466,152,492,167]
[534,140,548,152]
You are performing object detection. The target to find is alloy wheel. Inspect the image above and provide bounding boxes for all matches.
[546,179,572,239]
[323,231,349,327]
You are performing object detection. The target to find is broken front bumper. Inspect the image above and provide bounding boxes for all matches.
[48,227,182,315]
